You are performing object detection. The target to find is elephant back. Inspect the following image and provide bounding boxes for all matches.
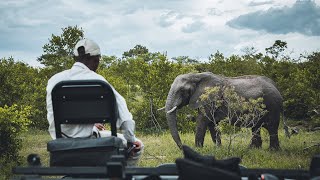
[226,75,283,110]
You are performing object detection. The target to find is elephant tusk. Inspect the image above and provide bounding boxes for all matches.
[167,106,177,114]
[157,106,165,111]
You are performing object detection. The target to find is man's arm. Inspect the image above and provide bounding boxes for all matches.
[114,91,137,143]
[121,120,136,143]
[46,78,56,139]
[98,75,138,143]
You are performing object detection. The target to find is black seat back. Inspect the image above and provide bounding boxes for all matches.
[48,80,125,167]
[51,80,117,138]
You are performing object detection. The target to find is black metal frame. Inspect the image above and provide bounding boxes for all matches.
[51,80,118,138]
[12,166,311,178]
[12,154,320,180]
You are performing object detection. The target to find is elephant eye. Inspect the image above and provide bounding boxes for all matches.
[183,88,191,97]
[183,90,189,96]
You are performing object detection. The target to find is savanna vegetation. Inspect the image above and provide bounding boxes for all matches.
[1,26,319,178]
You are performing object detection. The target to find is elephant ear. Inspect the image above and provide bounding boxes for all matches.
[189,74,223,109]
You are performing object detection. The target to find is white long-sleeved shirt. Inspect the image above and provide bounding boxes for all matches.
[46,62,136,142]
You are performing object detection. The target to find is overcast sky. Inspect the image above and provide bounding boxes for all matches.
[1,0,320,66]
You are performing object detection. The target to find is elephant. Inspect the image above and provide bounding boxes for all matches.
[165,72,283,150]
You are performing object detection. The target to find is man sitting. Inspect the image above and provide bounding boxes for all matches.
[46,38,143,166]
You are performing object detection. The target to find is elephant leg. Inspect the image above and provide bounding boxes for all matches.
[208,123,221,146]
[250,127,262,148]
[195,113,207,147]
[267,127,280,150]
[265,117,280,150]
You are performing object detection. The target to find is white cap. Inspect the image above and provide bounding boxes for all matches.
[73,38,101,56]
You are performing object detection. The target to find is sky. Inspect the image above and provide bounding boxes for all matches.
[1,0,320,67]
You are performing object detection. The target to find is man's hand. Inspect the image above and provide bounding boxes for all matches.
[94,123,105,131]
[127,141,142,157]
[132,141,142,152]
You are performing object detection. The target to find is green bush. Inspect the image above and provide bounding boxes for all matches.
[0,58,48,130]
[0,105,31,179]
[199,86,267,154]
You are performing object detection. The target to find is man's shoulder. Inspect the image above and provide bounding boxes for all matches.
[48,69,70,82]
[46,69,71,90]
[47,68,108,90]
[83,70,107,82]
[93,73,107,81]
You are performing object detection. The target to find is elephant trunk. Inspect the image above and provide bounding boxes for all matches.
[166,109,182,149]
[166,101,183,149]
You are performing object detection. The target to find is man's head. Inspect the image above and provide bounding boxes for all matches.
[73,39,101,72]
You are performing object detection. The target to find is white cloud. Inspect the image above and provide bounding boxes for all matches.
[1,0,320,67]
[0,50,42,67]
[182,20,205,33]
[156,10,181,28]
[248,0,274,6]
[228,0,320,36]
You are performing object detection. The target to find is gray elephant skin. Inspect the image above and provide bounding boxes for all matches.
[165,72,283,150]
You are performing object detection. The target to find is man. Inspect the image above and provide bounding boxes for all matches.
[46,38,143,166]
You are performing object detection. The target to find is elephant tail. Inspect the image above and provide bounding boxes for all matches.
[282,110,291,138]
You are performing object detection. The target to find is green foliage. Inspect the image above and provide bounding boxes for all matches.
[258,40,317,120]
[0,58,36,106]
[200,86,267,127]
[0,105,31,178]
[200,86,267,153]
[265,40,288,59]
[208,51,262,76]
[259,51,319,120]
[24,74,47,129]
[302,52,320,120]
[99,45,198,132]
[122,44,150,60]
[172,56,199,64]
[37,26,84,72]
[99,55,118,69]
[0,58,48,129]
[175,107,197,133]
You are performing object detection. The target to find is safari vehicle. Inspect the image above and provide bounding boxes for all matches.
[12,80,320,180]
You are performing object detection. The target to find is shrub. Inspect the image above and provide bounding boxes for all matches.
[199,86,267,154]
[0,105,31,179]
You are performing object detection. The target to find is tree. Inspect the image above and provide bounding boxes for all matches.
[265,40,288,59]
[284,52,320,120]
[209,50,225,63]
[37,26,84,72]
[172,56,199,64]
[208,51,228,75]
[0,58,37,106]
[99,55,119,69]
[208,52,262,77]
[304,52,320,100]
[122,44,150,61]
[0,57,48,129]
[241,46,259,57]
